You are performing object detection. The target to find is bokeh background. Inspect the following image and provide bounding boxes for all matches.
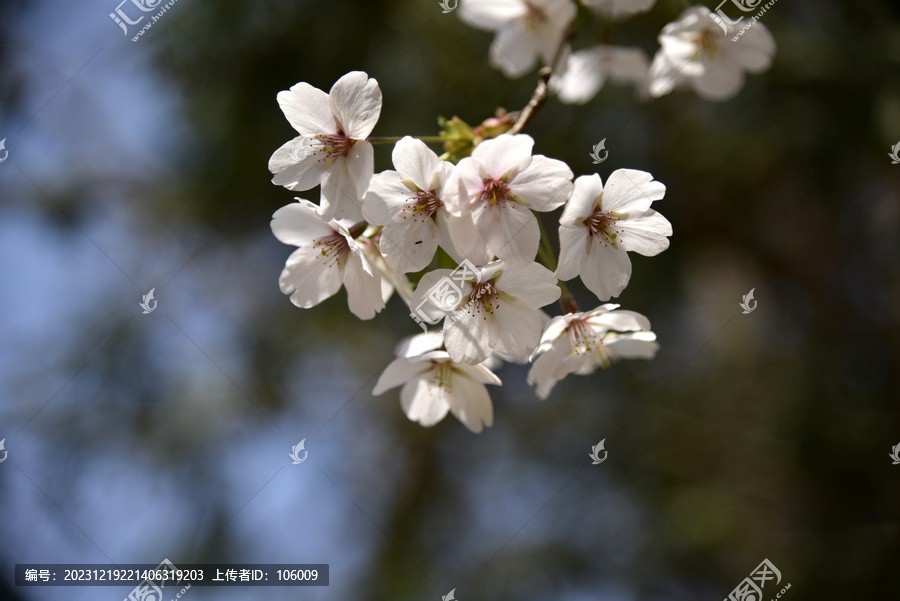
[1,0,899,599]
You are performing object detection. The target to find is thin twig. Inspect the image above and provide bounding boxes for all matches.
[508,21,575,135]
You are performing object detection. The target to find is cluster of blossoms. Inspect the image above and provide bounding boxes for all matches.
[460,0,776,102]
[268,71,671,433]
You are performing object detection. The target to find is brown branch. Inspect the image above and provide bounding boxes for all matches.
[507,21,575,135]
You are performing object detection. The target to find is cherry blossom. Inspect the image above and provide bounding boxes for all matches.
[373,333,501,433]
[362,136,461,273]
[648,5,775,101]
[412,260,561,365]
[552,45,650,105]
[271,199,385,320]
[556,170,671,301]
[269,71,382,222]
[459,0,576,78]
[527,304,659,398]
[444,134,574,268]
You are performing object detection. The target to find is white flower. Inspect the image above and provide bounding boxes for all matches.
[648,5,775,101]
[460,0,576,78]
[268,71,382,222]
[527,304,658,398]
[444,134,574,268]
[271,199,385,320]
[552,45,650,105]
[412,260,561,364]
[373,333,501,433]
[579,0,655,20]
[556,171,670,301]
[362,137,461,274]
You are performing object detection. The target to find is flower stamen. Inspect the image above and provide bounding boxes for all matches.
[401,190,443,222]
[314,131,355,161]
[585,205,620,247]
[481,178,512,206]
[312,232,351,268]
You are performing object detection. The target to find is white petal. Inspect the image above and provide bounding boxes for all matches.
[581,241,632,301]
[471,134,535,179]
[445,372,494,432]
[269,137,328,191]
[617,209,672,256]
[342,253,385,320]
[490,203,540,268]
[400,377,452,427]
[380,219,440,274]
[443,305,499,364]
[553,47,608,105]
[411,268,471,322]
[328,71,382,139]
[509,155,574,211]
[362,171,410,225]
[527,337,571,399]
[373,358,430,395]
[455,361,503,385]
[392,136,443,191]
[270,200,334,246]
[397,332,445,358]
[736,23,776,72]
[442,156,484,215]
[493,296,545,360]
[561,174,603,224]
[278,247,343,309]
[490,25,540,78]
[692,54,744,101]
[604,331,659,359]
[445,211,491,265]
[496,261,561,308]
[601,169,665,213]
[460,0,527,30]
[277,83,336,136]
[556,223,590,281]
[586,308,650,332]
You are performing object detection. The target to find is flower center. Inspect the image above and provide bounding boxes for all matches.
[466,280,501,317]
[694,28,720,59]
[312,231,351,268]
[480,178,512,206]
[524,1,548,29]
[401,189,443,222]
[568,319,619,369]
[585,205,620,247]
[429,361,453,392]
[314,131,355,161]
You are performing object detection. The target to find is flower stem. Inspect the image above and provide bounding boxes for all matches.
[536,215,578,314]
[368,136,443,144]
[508,20,575,135]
